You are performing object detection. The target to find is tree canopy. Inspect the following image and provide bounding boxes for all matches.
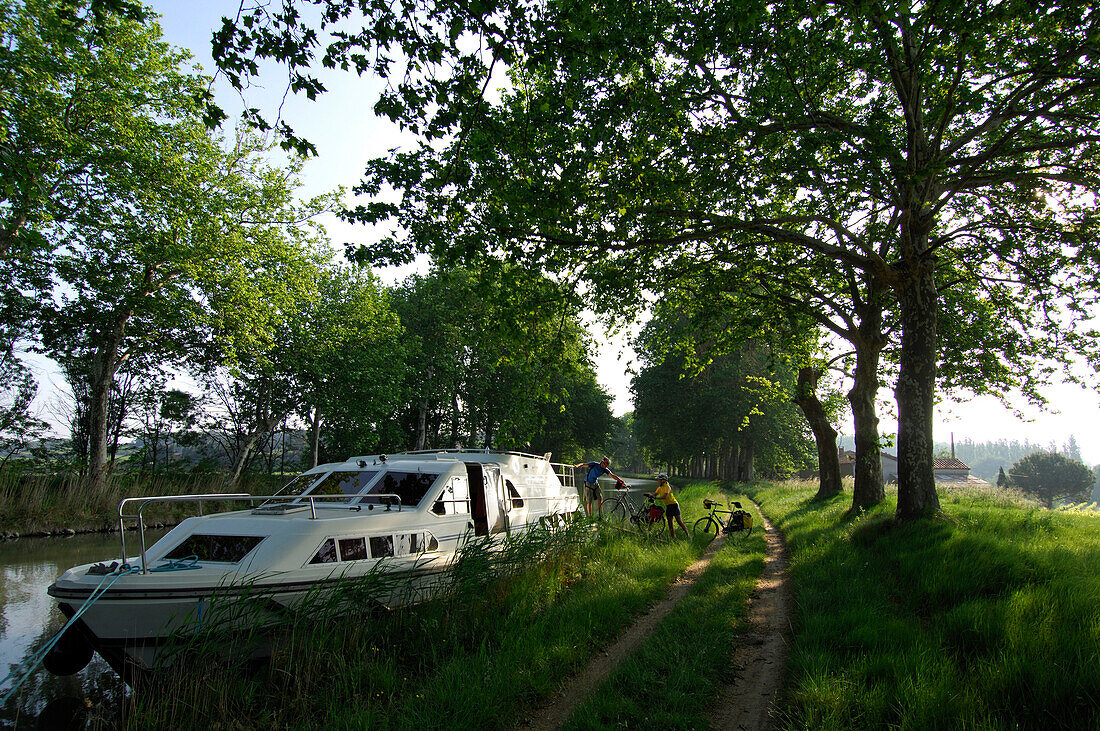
[631,295,816,479]
[0,0,624,482]
[210,0,1100,518]
[389,263,615,461]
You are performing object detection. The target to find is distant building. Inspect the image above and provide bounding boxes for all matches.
[838,448,899,482]
[838,447,985,485]
[932,457,971,482]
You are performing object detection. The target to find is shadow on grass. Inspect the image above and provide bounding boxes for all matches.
[750,480,1100,730]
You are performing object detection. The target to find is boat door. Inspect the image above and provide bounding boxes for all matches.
[466,463,507,536]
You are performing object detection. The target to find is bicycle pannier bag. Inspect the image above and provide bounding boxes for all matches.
[725,510,752,533]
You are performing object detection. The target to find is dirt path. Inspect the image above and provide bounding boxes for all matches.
[521,502,792,731]
[706,510,792,730]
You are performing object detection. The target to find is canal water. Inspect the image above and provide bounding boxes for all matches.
[0,529,167,729]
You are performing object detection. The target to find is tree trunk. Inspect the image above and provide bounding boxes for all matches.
[415,399,428,450]
[148,421,159,474]
[108,373,131,466]
[86,321,128,492]
[894,252,941,520]
[483,403,495,449]
[449,391,460,447]
[279,419,287,476]
[737,439,755,481]
[229,415,280,487]
[309,405,322,468]
[795,367,841,499]
[849,333,886,510]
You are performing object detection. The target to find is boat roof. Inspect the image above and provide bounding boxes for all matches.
[308,449,555,474]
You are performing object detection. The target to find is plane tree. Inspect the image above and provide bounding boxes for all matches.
[0,353,48,468]
[657,248,888,506]
[0,0,157,352]
[211,0,1100,519]
[289,265,405,467]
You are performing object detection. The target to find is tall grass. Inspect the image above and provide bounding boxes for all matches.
[123,481,746,729]
[0,471,285,534]
[746,479,1100,730]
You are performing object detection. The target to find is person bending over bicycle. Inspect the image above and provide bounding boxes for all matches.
[574,456,622,516]
[646,473,689,539]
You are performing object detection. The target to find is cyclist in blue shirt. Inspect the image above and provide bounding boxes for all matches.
[573,456,622,516]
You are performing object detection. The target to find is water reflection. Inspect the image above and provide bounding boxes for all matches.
[0,530,167,728]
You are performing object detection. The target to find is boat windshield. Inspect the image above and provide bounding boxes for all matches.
[360,470,441,508]
[301,470,381,502]
[272,472,325,498]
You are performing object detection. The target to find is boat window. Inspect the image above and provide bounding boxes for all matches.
[370,535,394,558]
[506,480,524,510]
[307,471,380,502]
[395,532,440,555]
[432,477,469,515]
[163,535,264,563]
[361,471,439,508]
[339,537,368,561]
[396,533,414,555]
[309,538,338,564]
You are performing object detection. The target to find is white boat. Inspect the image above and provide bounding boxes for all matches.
[46,450,580,678]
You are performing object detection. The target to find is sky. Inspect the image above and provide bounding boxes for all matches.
[24,1,1100,464]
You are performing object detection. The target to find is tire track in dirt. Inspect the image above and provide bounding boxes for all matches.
[521,530,729,730]
[520,501,792,731]
[706,507,791,730]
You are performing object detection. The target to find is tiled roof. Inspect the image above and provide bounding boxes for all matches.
[933,458,969,470]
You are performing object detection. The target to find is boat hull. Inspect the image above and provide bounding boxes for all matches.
[49,560,448,676]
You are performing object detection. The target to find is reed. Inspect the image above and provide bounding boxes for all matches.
[0,471,285,534]
[745,479,1100,730]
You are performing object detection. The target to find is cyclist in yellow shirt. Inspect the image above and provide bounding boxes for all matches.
[646,473,689,539]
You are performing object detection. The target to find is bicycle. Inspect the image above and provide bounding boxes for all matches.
[693,499,753,541]
[602,482,666,537]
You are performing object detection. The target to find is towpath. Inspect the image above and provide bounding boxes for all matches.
[521,500,792,730]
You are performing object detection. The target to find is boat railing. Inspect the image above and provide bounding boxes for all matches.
[552,463,577,491]
[118,492,406,575]
[399,448,555,460]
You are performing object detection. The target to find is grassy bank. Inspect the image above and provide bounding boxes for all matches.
[565,484,766,729]
[0,471,286,535]
[123,481,766,729]
[746,480,1100,730]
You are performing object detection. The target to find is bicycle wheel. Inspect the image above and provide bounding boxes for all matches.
[602,498,629,526]
[693,516,721,540]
